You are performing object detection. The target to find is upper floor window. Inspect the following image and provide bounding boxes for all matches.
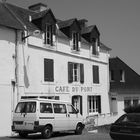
[91,38,99,55]
[44,24,53,45]
[72,32,79,51]
[93,65,99,84]
[110,70,115,82]
[68,62,84,83]
[120,69,125,82]
[44,58,54,82]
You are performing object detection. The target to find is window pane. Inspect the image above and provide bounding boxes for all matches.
[124,99,131,108]
[53,104,67,114]
[40,103,52,113]
[15,102,26,113]
[67,104,77,114]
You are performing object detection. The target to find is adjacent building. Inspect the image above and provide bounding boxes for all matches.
[0,2,111,136]
[109,57,140,116]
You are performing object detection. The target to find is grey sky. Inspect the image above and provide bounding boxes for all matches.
[7,0,140,74]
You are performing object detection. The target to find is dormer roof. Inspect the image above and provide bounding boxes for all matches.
[81,25,100,36]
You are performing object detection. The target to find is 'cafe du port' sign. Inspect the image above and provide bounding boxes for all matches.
[55,86,93,93]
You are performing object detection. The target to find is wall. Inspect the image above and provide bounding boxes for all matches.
[0,26,16,136]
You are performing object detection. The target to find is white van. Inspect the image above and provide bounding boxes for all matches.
[12,97,85,138]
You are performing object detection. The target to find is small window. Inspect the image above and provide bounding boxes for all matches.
[120,70,125,82]
[67,104,77,114]
[91,38,99,55]
[40,103,53,113]
[44,24,53,46]
[72,32,79,51]
[68,62,84,83]
[53,103,67,114]
[110,70,115,81]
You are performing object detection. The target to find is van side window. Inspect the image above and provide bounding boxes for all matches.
[53,103,67,114]
[67,104,77,114]
[26,102,36,113]
[40,103,53,113]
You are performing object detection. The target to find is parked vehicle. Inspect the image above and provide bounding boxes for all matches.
[12,97,85,139]
[110,113,140,140]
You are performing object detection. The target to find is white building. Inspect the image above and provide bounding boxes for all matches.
[0,2,24,136]
[0,2,111,136]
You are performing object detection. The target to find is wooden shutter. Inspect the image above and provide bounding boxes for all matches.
[80,64,84,84]
[98,96,101,113]
[93,65,99,83]
[44,59,54,82]
[68,62,73,83]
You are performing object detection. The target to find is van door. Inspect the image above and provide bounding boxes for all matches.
[67,104,79,130]
[39,102,54,127]
[23,102,37,130]
[13,102,37,131]
[53,103,69,131]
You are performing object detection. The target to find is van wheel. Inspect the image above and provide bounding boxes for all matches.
[42,126,52,139]
[19,132,28,138]
[75,123,83,135]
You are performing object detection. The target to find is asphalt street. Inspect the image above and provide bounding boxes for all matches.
[0,131,112,140]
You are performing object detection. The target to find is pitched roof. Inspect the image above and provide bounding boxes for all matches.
[81,25,100,35]
[100,42,112,51]
[5,3,39,31]
[57,18,76,29]
[0,2,24,30]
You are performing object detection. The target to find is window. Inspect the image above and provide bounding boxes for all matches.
[91,38,99,55]
[72,32,79,51]
[15,102,36,113]
[88,96,101,113]
[124,99,131,109]
[40,103,53,113]
[53,104,67,114]
[120,70,125,82]
[124,98,139,109]
[44,24,53,45]
[68,62,84,83]
[110,70,115,81]
[67,104,77,114]
[44,58,54,82]
[93,65,99,84]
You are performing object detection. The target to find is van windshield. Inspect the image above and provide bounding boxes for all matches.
[15,102,36,113]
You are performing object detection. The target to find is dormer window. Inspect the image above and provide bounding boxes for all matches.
[72,32,79,51]
[92,38,99,55]
[44,24,53,46]
[120,69,125,82]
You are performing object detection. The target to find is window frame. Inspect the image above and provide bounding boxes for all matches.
[72,32,79,51]
[44,24,53,46]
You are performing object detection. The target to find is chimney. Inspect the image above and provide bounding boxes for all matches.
[28,3,48,12]
[78,19,88,29]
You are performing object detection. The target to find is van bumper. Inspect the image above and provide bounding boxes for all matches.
[12,125,45,133]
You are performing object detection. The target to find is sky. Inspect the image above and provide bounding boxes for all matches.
[6,0,140,74]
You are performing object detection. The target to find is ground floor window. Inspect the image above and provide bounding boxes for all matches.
[124,97,139,109]
[88,95,101,114]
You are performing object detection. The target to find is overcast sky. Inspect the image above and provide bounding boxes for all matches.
[7,0,140,74]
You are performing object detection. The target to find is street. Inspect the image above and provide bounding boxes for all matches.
[0,131,112,140]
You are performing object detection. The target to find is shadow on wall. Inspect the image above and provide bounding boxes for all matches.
[24,65,30,88]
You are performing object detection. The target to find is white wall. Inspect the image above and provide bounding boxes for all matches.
[0,26,16,136]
